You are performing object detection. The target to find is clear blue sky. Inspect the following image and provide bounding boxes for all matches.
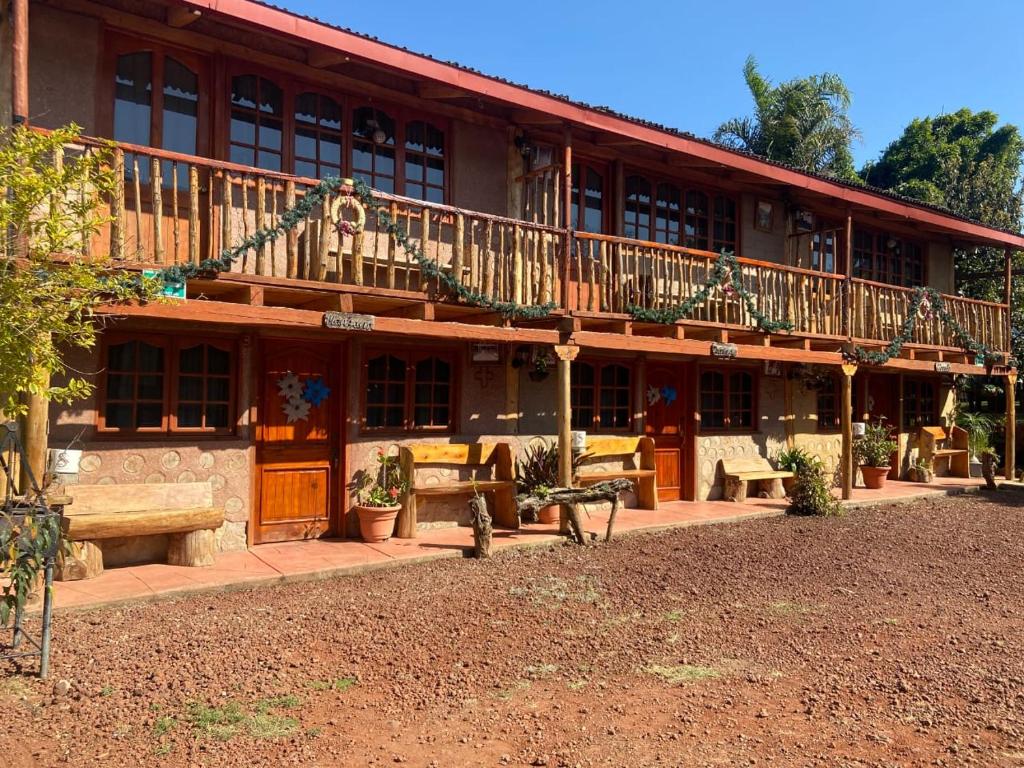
[290,0,1024,168]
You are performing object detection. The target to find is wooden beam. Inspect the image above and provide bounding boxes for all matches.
[167,5,202,27]
[417,83,470,100]
[306,48,350,69]
[1007,371,1017,481]
[841,363,856,500]
[510,110,564,126]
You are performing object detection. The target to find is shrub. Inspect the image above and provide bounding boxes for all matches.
[776,446,815,473]
[787,461,841,517]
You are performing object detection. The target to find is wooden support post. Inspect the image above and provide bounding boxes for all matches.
[562,126,573,310]
[841,363,857,500]
[783,369,796,449]
[843,207,853,339]
[20,338,50,495]
[1005,246,1014,357]
[11,0,28,125]
[1007,371,1017,481]
[554,344,580,535]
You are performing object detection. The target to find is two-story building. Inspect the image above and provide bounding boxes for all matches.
[8,0,1020,557]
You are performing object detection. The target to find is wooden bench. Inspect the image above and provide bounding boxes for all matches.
[719,456,793,502]
[397,443,518,539]
[575,437,658,510]
[57,481,224,581]
[918,426,970,477]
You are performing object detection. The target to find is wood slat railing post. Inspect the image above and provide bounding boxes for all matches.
[151,157,164,264]
[171,163,180,263]
[188,164,199,265]
[483,219,494,299]
[318,192,331,281]
[452,211,465,288]
[132,156,143,260]
[285,180,297,278]
[255,176,267,275]
[415,207,428,291]
[110,148,125,260]
[387,201,399,289]
[220,172,232,263]
[512,223,523,304]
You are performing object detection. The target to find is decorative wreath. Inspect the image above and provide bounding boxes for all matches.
[330,189,367,236]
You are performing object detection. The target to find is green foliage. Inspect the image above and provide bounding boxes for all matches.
[714,56,860,180]
[0,124,163,416]
[357,449,408,507]
[775,446,815,473]
[956,411,997,458]
[515,442,560,494]
[787,461,841,517]
[854,420,898,468]
[627,249,794,334]
[0,508,60,626]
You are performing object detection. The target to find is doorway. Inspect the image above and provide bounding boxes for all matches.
[255,340,342,544]
[645,363,692,501]
[859,371,900,480]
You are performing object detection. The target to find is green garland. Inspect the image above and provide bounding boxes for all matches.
[626,250,795,334]
[844,285,1003,369]
[155,177,554,320]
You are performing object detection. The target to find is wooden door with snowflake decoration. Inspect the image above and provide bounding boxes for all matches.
[256,340,341,543]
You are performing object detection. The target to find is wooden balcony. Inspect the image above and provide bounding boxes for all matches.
[61,136,1011,357]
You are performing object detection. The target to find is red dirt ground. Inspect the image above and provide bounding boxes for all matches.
[3,490,1024,767]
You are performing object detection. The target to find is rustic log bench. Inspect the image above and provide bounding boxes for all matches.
[720,456,793,502]
[575,436,658,510]
[56,481,224,581]
[397,443,518,539]
[918,426,970,477]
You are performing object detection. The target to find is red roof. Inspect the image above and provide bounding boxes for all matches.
[175,0,1024,249]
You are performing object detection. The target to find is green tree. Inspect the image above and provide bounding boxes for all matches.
[861,109,1024,366]
[713,55,860,180]
[0,124,160,418]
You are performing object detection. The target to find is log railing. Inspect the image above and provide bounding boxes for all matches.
[51,134,1011,353]
[850,278,1009,353]
[572,233,846,337]
[67,136,563,306]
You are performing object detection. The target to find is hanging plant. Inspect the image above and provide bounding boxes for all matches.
[788,363,834,392]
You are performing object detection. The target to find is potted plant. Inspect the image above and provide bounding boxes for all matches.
[775,446,815,494]
[956,411,996,478]
[854,419,897,490]
[907,457,934,484]
[354,449,408,542]
[515,442,561,523]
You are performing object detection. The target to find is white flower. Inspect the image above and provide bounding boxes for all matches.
[277,372,303,400]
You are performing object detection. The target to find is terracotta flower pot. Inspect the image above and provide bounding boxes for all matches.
[537,504,560,524]
[355,504,401,543]
[860,465,890,490]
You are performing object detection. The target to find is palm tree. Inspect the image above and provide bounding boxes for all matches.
[714,56,861,181]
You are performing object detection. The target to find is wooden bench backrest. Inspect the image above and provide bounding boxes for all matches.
[582,437,655,470]
[720,456,774,476]
[399,442,513,480]
[64,482,214,515]
[919,425,968,452]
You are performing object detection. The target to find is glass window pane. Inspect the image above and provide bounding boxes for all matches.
[177,375,202,401]
[137,374,163,400]
[207,346,230,375]
[107,341,136,372]
[107,374,134,400]
[178,344,203,374]
[177,402,202,428]
[105,403,132,429]
[138,343,164,372]
[114,52,152,147]
[207,378,230,402]
[136,402,163,428]
[161,57,198,156]
[206,403,229,428]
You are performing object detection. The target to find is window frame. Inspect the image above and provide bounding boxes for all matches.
[570,159,609,234]
[570,359,634,433]
[96,333,238,437]
[623,170,740,253]
[360,347,457,434]
[698,365,759,434]
[902,377,938,430]
[102,32,211,159]
[815,374,841,433]
[851,226,927,288]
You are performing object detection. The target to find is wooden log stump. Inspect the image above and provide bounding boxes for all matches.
[724,476,747,503]
[981,451,999,491]
[517,479,632,544]
[56,540,104,581]
[167,528,216,567]
[468,494,492,559]
[759,478,786,499]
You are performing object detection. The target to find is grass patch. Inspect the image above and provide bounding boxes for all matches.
[309,676,358,692]
[153,743,173,757]
[663,610,684,622]
[567,679,588,691]
[509,575,602,606]
[645,664,721,685]
[100,685,115,697]
[186,696,300,742]
[768,601,817,616]
[523,663,558,679]
[152,716,177,737]
[491,680,530,701]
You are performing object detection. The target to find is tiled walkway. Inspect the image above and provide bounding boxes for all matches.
[50,476,986,612]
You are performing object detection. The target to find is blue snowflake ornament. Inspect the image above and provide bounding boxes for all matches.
[302,377,331,407]
[660,386,677,405]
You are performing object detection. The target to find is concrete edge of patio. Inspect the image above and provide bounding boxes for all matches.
[39,478,993,615]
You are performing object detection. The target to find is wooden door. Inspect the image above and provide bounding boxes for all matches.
[645,363,688,501]
[256,340,340,544]
[862,372,899,479]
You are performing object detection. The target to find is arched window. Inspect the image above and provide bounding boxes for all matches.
[113,48,200,187]
[352,106,396,193]
[624,175,652,241]
[404,120,445,202]
[684,190,709,250]
[570,361,596,430]
[294,92,343,180]
[571,162,605,233]
[363,349,455,432]
[712,194,737,253]
[365,353,406,429]
[654,182,681,245]
[413,355,451,428]
[230,75,283,171]
[598,364,632,429]
[175,342,233,430]
[699,368,756,432]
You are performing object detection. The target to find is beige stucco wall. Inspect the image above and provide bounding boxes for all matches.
[927,241,955,294]
[739,193,786,263]
[29,4,99,132]
[451,121,508,216]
